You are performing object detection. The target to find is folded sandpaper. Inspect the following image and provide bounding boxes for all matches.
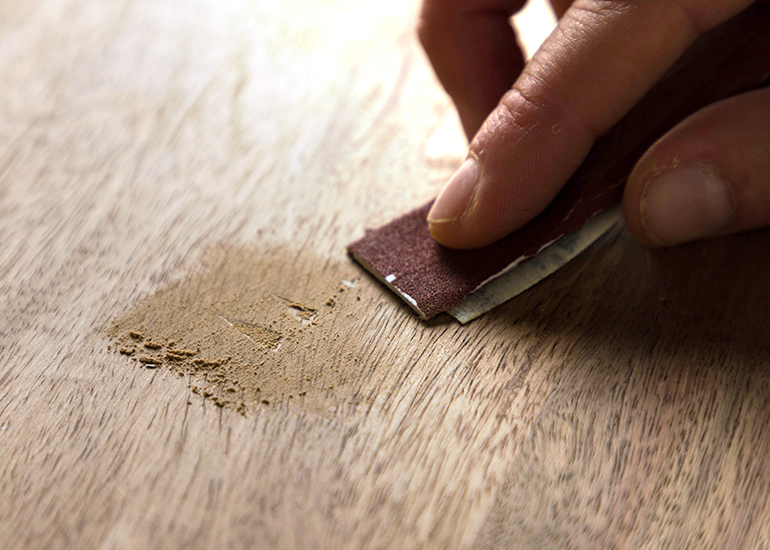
[348,3,770,321]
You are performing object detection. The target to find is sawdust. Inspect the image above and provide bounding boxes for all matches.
[107,246,363,415]
[228,320,283,348]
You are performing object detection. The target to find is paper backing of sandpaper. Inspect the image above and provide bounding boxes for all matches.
[348,4,770,322]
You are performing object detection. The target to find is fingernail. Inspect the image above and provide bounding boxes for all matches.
[427,157,479,224]
[641,165,735,245]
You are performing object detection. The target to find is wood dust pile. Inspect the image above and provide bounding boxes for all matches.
[107,246,363,414]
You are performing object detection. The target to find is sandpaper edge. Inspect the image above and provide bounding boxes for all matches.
[447,204,623,323]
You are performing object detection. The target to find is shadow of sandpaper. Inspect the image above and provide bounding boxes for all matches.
[494,223,770,363]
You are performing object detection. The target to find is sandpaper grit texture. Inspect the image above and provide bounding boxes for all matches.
[348,3,770,320]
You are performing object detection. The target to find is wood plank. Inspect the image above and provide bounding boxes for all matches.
[1,0,769,548]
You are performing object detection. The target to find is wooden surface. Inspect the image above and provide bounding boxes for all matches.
[2,0,770,548]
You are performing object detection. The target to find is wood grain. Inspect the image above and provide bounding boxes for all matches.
[1,0,769,548]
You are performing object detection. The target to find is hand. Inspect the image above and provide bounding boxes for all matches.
[419,0,770,249]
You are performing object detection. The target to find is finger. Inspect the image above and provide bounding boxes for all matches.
[418,0,528,137]
[428,0,757,249]
[622,87,770,248]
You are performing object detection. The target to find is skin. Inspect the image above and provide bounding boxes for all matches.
[420,0,770,249]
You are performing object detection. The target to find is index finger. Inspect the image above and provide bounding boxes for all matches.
[427,0,758,248]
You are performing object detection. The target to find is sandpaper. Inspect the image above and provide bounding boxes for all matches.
[348,3,770,321]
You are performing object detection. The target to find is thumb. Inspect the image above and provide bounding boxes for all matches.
[623,87,770,248]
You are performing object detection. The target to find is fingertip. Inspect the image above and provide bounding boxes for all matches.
[625,160,739,249]
[426,219,478,249]
[623,87,770,249]
[623,160,671,248]
[427,219,461,248]
[428,193,491,249]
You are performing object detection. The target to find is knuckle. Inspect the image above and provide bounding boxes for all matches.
[475,88,545,148]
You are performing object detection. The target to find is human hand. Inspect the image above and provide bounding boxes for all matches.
[419,0,770,249]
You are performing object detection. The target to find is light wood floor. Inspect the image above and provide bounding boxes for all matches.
[2,0,769,548]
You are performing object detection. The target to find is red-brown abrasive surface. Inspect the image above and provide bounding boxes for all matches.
[348,4,770,319]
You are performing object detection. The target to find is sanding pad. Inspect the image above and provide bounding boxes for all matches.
[348,4,770,322]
